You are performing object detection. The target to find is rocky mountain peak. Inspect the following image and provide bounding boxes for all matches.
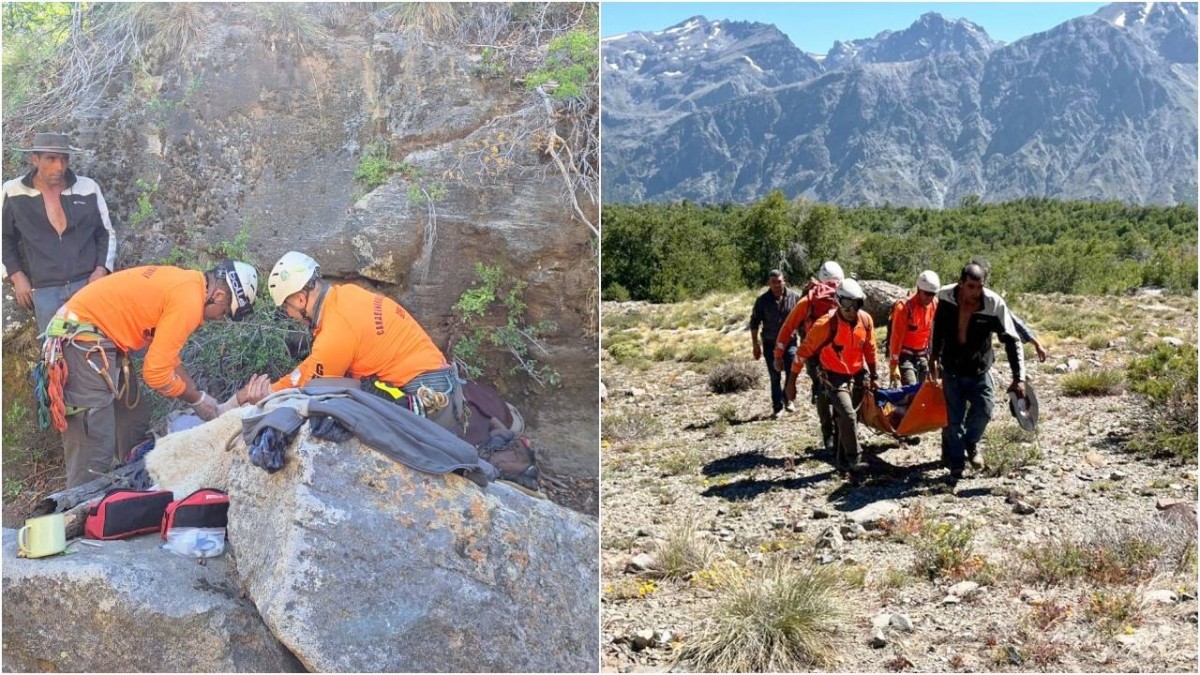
[825,11,999,68]
[1092,2,1197,62]
[1095,2,1198,28]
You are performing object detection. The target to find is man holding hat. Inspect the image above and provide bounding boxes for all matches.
[929,260,1026,482]
[2,132,116,333]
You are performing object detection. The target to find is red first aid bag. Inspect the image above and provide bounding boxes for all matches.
[84,489,174,540]
[160,489,230,540]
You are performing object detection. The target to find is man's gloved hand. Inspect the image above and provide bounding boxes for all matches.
[868,374,880,392]
[191,391,220,421]
[784,373,797,403]
[889,362,901,385]
[773,357,784,372]
[1008,380,1026,399]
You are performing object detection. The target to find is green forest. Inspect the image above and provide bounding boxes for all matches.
[602,193,1198,303]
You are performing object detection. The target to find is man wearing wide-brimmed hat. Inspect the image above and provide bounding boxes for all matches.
[2,132,116,332]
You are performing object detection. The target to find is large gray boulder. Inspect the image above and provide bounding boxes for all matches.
[223,425,599,672]
[860,279,910,328]
[1,529,302,673]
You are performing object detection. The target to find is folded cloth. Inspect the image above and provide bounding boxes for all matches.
[242,386,491,485]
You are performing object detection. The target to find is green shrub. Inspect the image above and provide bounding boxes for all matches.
[651,345,677,362]
[1060,370,1125,396]
[170,299,311,404]
[603,283,631,302]
[1019,517,1193,586]
[1126,344,1197,460]
[606,341,644,364]
[677,560,846,671]
[526,29,597,100]
[354,141,404,192]
[452,263,559,387]
[128,179,157,228]
[1085,589,1142,636]
[714,402,739,425]
[912,520,977,580]
[682,343,725,363]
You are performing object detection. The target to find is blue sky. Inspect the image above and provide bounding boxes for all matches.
[601,3,1109,54]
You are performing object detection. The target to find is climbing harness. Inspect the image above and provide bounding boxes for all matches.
[416,385,448,414]
[36,315,139,433]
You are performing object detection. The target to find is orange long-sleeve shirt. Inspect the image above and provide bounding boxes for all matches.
[888,295,937,363]
[791,310,877,377]
[773,282,839,359]
[62,266,204,397]
[773,297,812,360]
[272,283,447,392]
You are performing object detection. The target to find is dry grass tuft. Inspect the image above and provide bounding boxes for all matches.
[651,520,718,581]
[1061,370,1126,396]
[677,559,848,671]
[601,410,662,443]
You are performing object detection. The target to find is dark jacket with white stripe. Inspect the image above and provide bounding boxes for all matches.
[930,284,1025,382]
[1,168,116,288]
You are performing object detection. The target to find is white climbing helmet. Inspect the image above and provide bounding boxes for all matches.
[836,277,865,303]
[268,251,320,307]
[212,260,258,322]
[916,270,941,293]
[817,260,845,283]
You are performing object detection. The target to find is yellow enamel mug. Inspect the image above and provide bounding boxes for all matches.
[18,513,66,558]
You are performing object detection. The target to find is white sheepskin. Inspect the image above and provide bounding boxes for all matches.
[146,407,248,496]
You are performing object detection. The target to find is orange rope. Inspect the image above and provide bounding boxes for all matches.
[48,358,68,433]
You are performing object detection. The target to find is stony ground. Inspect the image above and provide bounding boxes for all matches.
[601,290,1198,673]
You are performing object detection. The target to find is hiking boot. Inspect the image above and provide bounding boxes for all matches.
[967,444,984,471]
[948,467,964,482]
[785,401,797,413]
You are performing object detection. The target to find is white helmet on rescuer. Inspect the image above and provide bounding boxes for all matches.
[835,277,865,307]
[212,260,258,322]
[268,251,320,307]
[817,261,845,283]
[916,270,941,293]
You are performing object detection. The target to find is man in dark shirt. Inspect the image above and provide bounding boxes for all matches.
[2,132,116,332]
[929,261,1026,482]
[749,269,800,419]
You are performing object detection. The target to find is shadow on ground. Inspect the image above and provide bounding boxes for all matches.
[700,441,996,508]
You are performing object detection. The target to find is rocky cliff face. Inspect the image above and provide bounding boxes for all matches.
[4,6,597,484]
[602,2,1197,206]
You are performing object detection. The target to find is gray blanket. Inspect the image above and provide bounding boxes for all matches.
[242,386,495,485]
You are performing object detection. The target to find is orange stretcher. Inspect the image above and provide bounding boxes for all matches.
[859,380,948,437]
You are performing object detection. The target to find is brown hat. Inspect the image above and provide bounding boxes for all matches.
[18,132,84,155]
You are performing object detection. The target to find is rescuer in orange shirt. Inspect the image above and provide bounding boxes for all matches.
[887,270,940,387]
[257,251,464,434]
[47,261,263,487]
[784,278,879,483]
